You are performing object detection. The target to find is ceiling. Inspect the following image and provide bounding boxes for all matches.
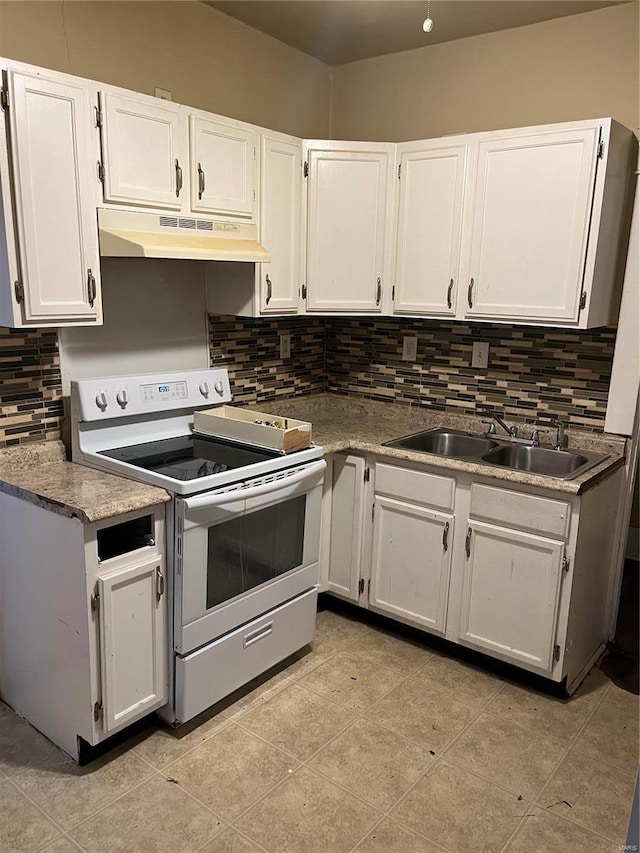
[204,0,631,66]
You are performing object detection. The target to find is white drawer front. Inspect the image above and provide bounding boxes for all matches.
[375,462,455,510]
[470,483,570,539]
[175,588,317,723]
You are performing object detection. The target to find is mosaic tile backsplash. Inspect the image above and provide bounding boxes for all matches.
[209,315,616,431]
[0,327,63,448]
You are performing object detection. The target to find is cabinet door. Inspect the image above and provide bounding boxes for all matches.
[305,144,393,312]
[394,142,467,316]
[98,555,167,732]
[459,520,565,672]
[369,495,453,634]
[7,69,101,323]
[466,127,600,322]
[190,116,256,217]
[100,91,185,209]
[259,135,301,313]
[328,454,367,602]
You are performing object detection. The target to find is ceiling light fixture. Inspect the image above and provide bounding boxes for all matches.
[423,0,434,33]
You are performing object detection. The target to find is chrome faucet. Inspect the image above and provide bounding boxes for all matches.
[535,416,566,450]
[477,407,518,438]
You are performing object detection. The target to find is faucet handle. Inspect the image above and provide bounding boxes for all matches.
[481,420,497,435]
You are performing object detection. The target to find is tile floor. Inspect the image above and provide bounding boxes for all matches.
[1,609,638,853]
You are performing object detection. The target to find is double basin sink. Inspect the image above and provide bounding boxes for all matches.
[383,428,607,480]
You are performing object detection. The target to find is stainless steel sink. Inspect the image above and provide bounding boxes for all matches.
[383,427,608,480]
[481,444,605,479]
[383,428,499,458]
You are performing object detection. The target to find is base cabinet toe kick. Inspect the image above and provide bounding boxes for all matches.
[322,452,624,693]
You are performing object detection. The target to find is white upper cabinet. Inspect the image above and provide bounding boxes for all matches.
[259,134,301,313]
[99,91,186,210]
[0,66,102,326]
[304,140,396,313]
[394,139,469,316]
[189,115,256,218]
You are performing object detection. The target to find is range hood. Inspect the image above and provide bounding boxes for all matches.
[98,209,271,263]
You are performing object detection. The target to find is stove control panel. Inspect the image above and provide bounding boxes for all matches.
[72,369,232,421]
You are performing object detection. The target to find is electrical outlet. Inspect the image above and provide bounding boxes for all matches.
[155,87,172,101]
[472,341,489,368]
[280,333,291,360]
[402,336,418,361]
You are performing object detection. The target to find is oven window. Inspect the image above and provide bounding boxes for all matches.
[206,495,306,610]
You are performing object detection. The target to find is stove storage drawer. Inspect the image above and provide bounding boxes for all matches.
[174,587,317,723]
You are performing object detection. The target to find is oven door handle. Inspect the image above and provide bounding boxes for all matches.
[182,459,327,512]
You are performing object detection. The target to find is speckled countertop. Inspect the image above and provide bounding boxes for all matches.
[0,441,170,524]
[255,395,626,495]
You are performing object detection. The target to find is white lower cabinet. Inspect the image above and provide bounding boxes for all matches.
[323,453,622,690]
[0,495,167,760]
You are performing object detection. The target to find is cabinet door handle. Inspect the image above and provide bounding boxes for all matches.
[447,278,454,310]
[376,277,382,305]
[155,565,165,601]
[265,274,272,304]
[465,527,472,558]
[87,269,97,307]
[467,277,474,309]
[442,521,450,552]
[197,162,205,200]
[175,159,183,197]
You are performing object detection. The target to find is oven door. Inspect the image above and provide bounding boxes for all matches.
[175,459,326,654]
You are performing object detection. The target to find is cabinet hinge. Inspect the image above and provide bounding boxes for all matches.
[90,584,100,613]
[562,555,570,573]
[13,281,24,304]
[597,140,605,159]
[358,578,365,595]
[0,86,8,111]
[553,644,561,663]
[398,163,401,180]
[364,467,370,482]
[303,160,309,178]
[579,291,587,311]
[93,701,103,722]
[97,161,105,183]
[300,283,307,299]
[94,106,103,128]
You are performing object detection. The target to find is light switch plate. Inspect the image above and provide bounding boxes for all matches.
[280,333,291,360]
[402,336,418,361]
[472,341,489,368]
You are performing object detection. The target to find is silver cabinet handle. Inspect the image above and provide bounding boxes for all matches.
[376,277,382,305]
[465,527,472,558]
[467,277,474,309]
[156,565,165,601]
[197,162,205,200]
[175,159,183,197]
[442,521,450,552]
[87,269,97,306]
[265,274,272,304]
[447,278,454,310]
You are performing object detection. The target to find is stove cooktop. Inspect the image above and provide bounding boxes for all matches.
[99,434,279,482]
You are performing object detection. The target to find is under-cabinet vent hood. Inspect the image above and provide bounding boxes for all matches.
[98,209,270,262]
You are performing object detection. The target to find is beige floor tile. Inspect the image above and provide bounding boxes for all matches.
[240,682,355,759]
[486,667,610,744]
[165,723,297,821]
[0,704,64,777]
[309,716,433,810]
[280,646,333,681]
[12,747,154,830]
[391,759,532,853]
[236,765,379,853]
[504,805,614,852]
[219,672,290,721]
[415,651,504,706]
[69,774,224,852]
[364,676,477,752]
[198,827,264,852]
[0,779,60,852]
[445,712,566,799]
[313,610,372,653]
[350,628,433,674]
[132,714,229,769]
[573,686,640,774]
[298,651,403,711]
[39,839,84,853]
[538,749,637,842]
[353,817,444,853]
